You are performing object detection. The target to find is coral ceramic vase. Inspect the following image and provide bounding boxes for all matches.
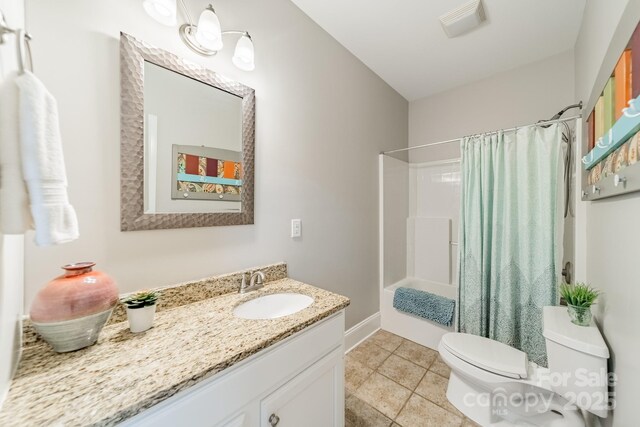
[30,262,118,352]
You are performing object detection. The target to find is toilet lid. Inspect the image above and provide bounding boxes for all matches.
[441,333,528,379]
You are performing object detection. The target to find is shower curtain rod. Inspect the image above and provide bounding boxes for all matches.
[381,114,581,155]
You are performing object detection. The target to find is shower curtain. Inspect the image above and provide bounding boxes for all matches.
[458,124,565,366]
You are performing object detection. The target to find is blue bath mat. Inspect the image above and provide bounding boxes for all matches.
[393,287,455,327]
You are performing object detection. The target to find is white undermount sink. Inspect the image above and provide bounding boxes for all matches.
[233,293,314,320]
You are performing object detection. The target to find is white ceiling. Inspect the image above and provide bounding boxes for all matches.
[290,0,586,101]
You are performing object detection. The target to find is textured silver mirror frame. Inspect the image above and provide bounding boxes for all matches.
[120,33,255,231]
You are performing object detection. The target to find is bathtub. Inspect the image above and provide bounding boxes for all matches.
[381,278,457,350]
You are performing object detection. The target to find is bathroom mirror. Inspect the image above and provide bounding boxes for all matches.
[120,33,255,231]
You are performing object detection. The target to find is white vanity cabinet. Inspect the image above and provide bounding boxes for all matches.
[260,347,343,426]
[121,311,345,427]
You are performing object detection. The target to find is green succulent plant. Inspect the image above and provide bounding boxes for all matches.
[121,290,160,308]
[560,283,599,308]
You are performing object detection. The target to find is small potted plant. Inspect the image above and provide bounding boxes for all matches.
[559,283,599,326]
[121,290,160,333]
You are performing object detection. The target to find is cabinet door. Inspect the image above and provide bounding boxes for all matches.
[260,347,344,427]
[220,412,247,427]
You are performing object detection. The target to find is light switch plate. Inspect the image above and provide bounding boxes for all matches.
[291,219,301,238]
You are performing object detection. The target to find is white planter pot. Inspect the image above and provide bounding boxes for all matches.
[126,304,157,333]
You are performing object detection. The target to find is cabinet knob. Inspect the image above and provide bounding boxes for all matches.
[268,414,280,426]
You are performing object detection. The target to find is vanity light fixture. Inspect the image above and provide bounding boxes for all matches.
[193,5,223,51]
[142,0,255,71]
[232,33,255,71]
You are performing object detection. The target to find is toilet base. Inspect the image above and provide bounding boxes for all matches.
[446,372,585,427]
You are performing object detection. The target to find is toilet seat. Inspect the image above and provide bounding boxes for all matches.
[438,312,607,427]
[441,333,528,379]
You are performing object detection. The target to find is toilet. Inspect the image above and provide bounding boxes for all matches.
[438,306,610,427]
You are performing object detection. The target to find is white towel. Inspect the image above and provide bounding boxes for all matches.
[15,71,78,246]
[0,72,33,234]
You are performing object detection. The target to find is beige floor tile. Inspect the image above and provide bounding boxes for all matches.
[378,354,427,390]
[355,373,412,419]
[345,355,374,393]
[368,329,404,352]
[394,340,438,368]
[415,371,462,416]
[396,393,463,427]
[429,355,451,378]
[349,340,392,370]
[345,393,393,427]
[462,418,481,427]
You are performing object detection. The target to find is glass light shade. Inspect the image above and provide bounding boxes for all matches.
[142,0,177,26]
[195,7,223,51]
[232,35,255,71]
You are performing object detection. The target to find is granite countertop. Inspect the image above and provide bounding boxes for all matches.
[0,278,350,426]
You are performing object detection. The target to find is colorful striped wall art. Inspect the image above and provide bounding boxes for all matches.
[603,77,615,133]
[614,50,632,120]
[631,22,640,98]
[587,111,595,151]
[594,96,605,141]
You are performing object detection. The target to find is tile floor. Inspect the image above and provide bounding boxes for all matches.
[345,330,480,427]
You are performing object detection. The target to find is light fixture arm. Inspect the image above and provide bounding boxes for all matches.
[179,27,252,57]
[222,30,251,39]
[177,0,194,27]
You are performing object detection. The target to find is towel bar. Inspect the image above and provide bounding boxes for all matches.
[0,10,33,74]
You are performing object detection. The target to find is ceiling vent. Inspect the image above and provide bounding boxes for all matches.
[439,0,486,38]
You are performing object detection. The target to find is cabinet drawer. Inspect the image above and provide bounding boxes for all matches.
[122,311,345,427]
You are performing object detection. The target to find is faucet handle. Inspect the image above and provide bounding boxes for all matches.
[249,270,266,288]
[239,272,248,293]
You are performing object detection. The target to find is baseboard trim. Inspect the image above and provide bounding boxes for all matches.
[344,312,380,354]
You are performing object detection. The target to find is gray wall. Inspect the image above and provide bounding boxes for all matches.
[409,50,576,161]
[574,1,640,425]
[23,0,408,329]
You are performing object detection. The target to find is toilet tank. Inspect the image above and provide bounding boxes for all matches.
[543,306,610,418]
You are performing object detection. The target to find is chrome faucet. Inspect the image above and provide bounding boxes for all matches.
[239,270,266,294]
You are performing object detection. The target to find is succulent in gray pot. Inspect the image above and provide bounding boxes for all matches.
[559,283,599,326]
[121,290,160,333]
